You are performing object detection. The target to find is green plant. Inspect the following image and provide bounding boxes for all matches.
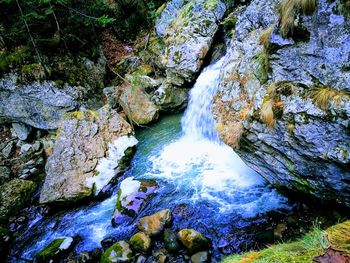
[254,50,270,84]
[259,26,274,50]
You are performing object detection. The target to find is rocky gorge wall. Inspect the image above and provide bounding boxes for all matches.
[212,0,350,206]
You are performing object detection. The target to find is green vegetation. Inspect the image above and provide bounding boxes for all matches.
[278,0,317,37]
[254,50,270,84]
[258,26,274,51]
[223,220,350,263]
[36,238,65,261]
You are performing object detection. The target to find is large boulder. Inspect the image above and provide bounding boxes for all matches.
[0,74,80,130]
[152,82,189,112]
[157,0,227,82]
[36,237,74,262]
[40,106,138,205]
[101,241,134,263]
[119,84,159,125]
[213,0,350,206]
[0,53,106,130]
[0,179,36,223]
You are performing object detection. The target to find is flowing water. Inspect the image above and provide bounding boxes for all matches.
[13,57,293,261]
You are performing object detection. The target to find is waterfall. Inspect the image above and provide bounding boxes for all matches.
[181,57,224,141]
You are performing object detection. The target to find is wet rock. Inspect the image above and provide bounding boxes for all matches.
[12,123,32,141]
[129,232,151,252]
[40,106,137,205]
[152,249,168,263]
[152,83,189,112]
[135,255,146,263]
[112,178,158,226]
[0,179,36,223]
[159,0,226,82]
[101,241,134,263]
[163,229,180,252]
[178,229,210,253]
[137,209,172,236]
[0,166,11,185]
[0,74,80,130]
[191,251,209,263]
[213,0,350,206]
[36,236,74,262]
[119,83,159,125]
[1,141,15,158]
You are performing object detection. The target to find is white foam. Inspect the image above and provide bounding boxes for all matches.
[119,177,141,206]
[59,237,73,250]
[86,135,138,194]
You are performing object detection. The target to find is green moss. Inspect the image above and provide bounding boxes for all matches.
[101,241,133,263]
[36,238,65,261]
[205,0,218,10]
[101,242,123,263]
[222,17,237,31]
[156,3,167,17]
[0,46,30,74]
[254,50,270,84]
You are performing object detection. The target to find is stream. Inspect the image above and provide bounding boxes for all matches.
[14,56,296,262]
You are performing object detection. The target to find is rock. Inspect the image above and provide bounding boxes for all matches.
[191,251,209,263]
[36,237,74,262]
[40,106,137,205]
[212,0,350,207]
[163,229,179,252]
[129,232,151,252]
[0,179,36,223]
[152,83,189,112]
[112,177,158,226]
[119,83,159,125]
[100,241,134,263]
[0,74,80,129]
[0,166,11,185]
[12,123,32,141]
[178,229,210,253]
[159,0,226,82]
[20,144,32,154]
[103,86,119,109]
[137,209,172,236]
[1,141,15,158]
[152,249,168,263]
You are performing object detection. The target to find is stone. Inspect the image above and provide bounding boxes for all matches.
[103,87,119,109]
[178,229,210,253]
[12,123,32,141]
[137,209,172,236]
[212,0,350,207]
[0,179,36,223]
[191,251,209,263]
[36,237,74,262]
[163,229,179,252]
[152,83,189,112]
[0,166,11,185]
[1,141,15,158]
[159,0,227,82]
[0,74,80,130]
[40,106,137,205]
[112,178,158,226]
[100,241,134,263]
[119,83,159,125]
[129,232,151,252]
[20,144,32,154]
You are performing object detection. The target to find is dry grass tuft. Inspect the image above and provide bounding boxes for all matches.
[216,121,244,148]
[259,26,274,50]
[260,97,276,128]
[311,87,350,110]
[278,0,317,37]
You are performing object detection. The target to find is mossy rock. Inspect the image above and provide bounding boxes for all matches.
[101,241,134,263]
[163,229,179,252]
[36,237,74,262]
[178,229,210,253]
[129,232,151,252]
[0,179,36,223]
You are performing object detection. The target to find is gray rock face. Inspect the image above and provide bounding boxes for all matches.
[158,0,226,82]
[213,0,350,206]
[40,106,137,205]
[0,74,80,130]
[12,123,32,141]
[152,83,189,112]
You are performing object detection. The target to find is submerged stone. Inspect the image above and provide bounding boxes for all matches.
[112,178,158,226]
[129,232,151,252]
[137,209,172,236]
[36,236,74,262]
[101,241,134,263]
[178,229,210,253]
[163,229,180,252]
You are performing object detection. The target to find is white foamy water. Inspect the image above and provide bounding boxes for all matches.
[145,56,289,214]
